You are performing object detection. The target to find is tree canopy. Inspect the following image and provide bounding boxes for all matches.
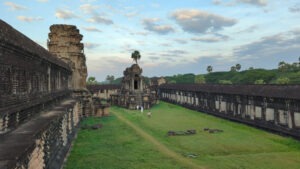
[131,50,141,64]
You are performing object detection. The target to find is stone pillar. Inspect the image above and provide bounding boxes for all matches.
[47,66,51,92]
[0,117,3,132]
[48,25,87,90]
[4,115,8,132]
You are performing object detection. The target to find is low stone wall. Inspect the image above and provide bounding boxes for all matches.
[159,84,300,139]
[0,99,82,169]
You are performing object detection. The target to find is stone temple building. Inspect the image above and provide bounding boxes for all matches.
[111,63,156,109]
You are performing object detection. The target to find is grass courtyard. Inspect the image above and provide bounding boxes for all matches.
[64,101,300,169]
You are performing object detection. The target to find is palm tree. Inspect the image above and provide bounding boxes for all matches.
[278,61,285,68]
[236,64,241,71]
[230,66,236,72]
[207,65,213,73]
[131,50,141,64]
[278,61,286,72]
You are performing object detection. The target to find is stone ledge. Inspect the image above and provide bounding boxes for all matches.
[0,98,77,169]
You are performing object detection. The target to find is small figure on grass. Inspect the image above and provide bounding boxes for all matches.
[147,111,152,118]
[141,106,144,113]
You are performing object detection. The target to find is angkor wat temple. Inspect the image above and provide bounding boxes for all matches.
[1,18,300,169]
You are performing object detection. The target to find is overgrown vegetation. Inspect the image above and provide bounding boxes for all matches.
[65,102,300,169]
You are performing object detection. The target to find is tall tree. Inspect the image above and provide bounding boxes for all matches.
[236,64,241,71]
[278,61,286,68]
[207,65,213,73]
[131,50,141,64]
[230,66,236,72]
[106,75,115,84]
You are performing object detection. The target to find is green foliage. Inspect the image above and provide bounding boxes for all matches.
[87,76,97,85]
[278,61,300,72]
[205,69,277,84]
[165,73,195,84]
[111,77,122,84]
[254,79,265,84]
[131,50,141,64]
[218,80,232,84]
[194,75,206,84]
[168,80,176,84]
[235,69,276,84]
[276,77,290,84]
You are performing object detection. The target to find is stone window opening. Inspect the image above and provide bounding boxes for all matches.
[134,80,138,90]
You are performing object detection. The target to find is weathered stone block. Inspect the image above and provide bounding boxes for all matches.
[266,108,274,121]
[294,112,300,127]
[255,106,262,119]
[279,110,287,125]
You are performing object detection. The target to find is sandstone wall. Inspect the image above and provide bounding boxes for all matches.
[0,99,82,169]
[48,24,87,90]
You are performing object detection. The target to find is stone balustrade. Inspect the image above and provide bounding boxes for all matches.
[0,99,81,169]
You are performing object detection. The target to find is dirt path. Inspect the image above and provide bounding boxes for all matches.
[112,111,205,169]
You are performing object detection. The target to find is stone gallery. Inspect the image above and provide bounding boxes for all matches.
[0,20,94,169]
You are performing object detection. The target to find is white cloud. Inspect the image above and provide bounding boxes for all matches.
[4,2,27,10]
[234,29,300,59]
[82,26,102,32]
[87,15,113,25]
[124,12,139,18]
[171,9,237,34]
[36,0,48,2]
[55,9,78,19]
[85,42,100,49]
[174,38,188,44]
[289,6,300,13]
[80,4,99,14]
[236,0,267,6]
[17,16,43,22]
[191,34,229,43]
[213,0,268,7]
[142,18,174,35]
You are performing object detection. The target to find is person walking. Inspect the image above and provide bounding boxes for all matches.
[147,111,152,118]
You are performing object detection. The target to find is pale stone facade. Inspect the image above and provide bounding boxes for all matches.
[48,25,87,90]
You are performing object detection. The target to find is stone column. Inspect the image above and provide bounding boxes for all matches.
[47,66,51,92]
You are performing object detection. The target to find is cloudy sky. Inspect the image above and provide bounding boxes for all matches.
[1,0,300,81]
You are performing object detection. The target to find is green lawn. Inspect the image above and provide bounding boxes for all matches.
[64,101,300,169]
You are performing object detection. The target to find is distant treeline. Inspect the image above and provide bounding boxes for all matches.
[88,60,300,85]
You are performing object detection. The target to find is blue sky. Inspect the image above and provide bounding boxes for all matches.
[1,0,300,81]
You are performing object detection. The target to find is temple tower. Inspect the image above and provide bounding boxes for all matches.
[47,24,87,90]
[111,63,156,109]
